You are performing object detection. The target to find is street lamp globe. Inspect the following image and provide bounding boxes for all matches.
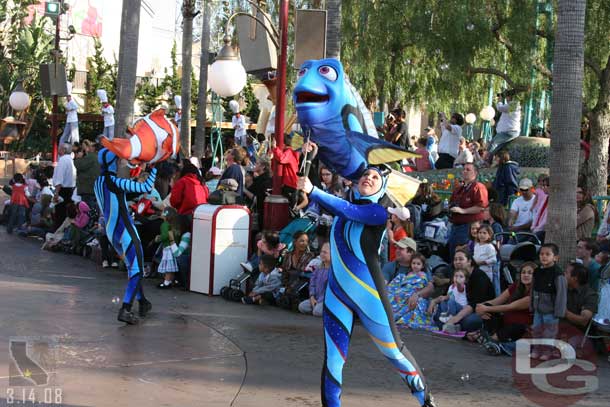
[9,81,30,112]
[465,113,477,124]
[208,35,247,97]
[480,106,495,121]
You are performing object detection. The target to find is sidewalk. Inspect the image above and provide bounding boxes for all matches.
[0,229,608,407]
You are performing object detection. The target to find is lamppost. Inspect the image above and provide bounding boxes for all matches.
[464,113,476,141]
[9,81,31,113]
[479,105,496,143]
[208,0,291,231]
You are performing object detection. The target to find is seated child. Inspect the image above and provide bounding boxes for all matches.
[242,254,282,305]
[428,269,468,330]
[240,230,286,274]
[298,242,330,317]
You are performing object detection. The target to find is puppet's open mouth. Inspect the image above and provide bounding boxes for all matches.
[295,91,329,104]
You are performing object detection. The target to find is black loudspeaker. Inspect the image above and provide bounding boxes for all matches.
[294,9,327,68]
[39,63,68,97]
[236,11,277,77]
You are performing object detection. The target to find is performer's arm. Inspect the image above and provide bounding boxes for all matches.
[110,167,157,193]
[309,186,387,225]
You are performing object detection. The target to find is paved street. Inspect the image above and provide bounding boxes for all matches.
[0,228,608,407]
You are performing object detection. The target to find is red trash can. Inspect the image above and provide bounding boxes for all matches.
[263,194,290,231]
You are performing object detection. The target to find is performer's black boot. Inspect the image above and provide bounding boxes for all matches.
[118,305,138,325]
[423,393,437,407]
[138,299,152,317]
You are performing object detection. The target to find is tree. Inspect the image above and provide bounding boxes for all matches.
[115,0,142,138]
[194,0,211,158]
[86,39,117,113]
[180,0,199,156]
[0,1,54,152]
[582,1,610,198]
[546,0,587,265]
[326,0,341,59]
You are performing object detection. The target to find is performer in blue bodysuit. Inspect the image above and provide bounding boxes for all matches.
[95,148,157,324]
[294,59,436,407]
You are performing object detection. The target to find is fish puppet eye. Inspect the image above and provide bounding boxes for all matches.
[297,67,308,78]
[318,65,338,81]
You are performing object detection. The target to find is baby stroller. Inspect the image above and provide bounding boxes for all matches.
[279,215,318,251]
[416,216,450,262]
[220,272,250,302]
[495,231,541,289]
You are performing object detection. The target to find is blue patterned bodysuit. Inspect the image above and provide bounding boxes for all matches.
[94,149,157,306]
[308,186,429,407]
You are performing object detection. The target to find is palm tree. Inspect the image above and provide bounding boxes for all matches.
[546,0,587,265]
[194,0,211,158]
[115,0,142,138]
[181,0,199,156]
[325,0,341,59]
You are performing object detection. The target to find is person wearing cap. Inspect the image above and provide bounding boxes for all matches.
[386,206,413,262]
[208,178,244,205]
[508,178,535,232]
[448,162,489,258]
[97,89,114,140]
[59,89,79,146]
[382,237,415,282]
[205,166,222,192]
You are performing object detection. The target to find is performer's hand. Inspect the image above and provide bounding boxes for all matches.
[302,140,317,153]
[297,176,313,194]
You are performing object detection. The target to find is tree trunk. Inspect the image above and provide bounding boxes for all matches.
[325,0,341,59]
[587,110,610,197]
[194,0,211,158]
[180,0,196,156]
[546,0,587,267]
[115,0,141,137]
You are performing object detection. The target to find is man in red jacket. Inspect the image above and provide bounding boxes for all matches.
[170,162,209,215]
[271,135,300,206]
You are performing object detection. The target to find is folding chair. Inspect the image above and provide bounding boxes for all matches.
[581,281,610,347]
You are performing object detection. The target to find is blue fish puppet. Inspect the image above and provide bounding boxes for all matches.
[293,58,420,204]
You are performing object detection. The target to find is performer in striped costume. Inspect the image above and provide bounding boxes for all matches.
[95,148,157,324]
[298,167,435,407]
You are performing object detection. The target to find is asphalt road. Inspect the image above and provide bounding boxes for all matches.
[0,228,608,407]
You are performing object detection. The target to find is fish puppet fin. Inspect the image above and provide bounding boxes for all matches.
[344,76,378,137]
[386,170,422,207]
[345,130,420,165]
[100,136,134,161]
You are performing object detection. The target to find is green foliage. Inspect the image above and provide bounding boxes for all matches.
[85,39,117,113]
[0,1,54,153]
[241,78,260,122]
[135,77,164,115]
[160,42,181,115]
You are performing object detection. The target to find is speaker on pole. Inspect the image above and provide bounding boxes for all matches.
[39,63,68,97]
[294,10,327,68]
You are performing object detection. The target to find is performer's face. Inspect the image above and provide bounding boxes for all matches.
[357,169,382,197]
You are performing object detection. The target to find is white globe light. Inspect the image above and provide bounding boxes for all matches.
[9,89,30,112]
[465,113,477,124]
[208,59,247,97]
[480,106,496,121]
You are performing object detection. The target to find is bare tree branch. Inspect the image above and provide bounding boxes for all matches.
[585,56,602,80]
[467,66,528,93]
[534,61,553,80]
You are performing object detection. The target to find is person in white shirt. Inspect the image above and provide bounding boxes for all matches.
[489,90,521,155]
[453,137,474,167]
[52,143,77,229]
[508,178,536,232]
[174,95,182,128]
[59,93,79,145]
[97,89,115,139]
[232,111,247,147]
[436,112,464,169]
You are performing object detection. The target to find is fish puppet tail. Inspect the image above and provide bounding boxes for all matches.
[100,136,135,161]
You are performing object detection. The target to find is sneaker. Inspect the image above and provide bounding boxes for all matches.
[241,296,255,305]
[143,265,151,278]
[158,281,172,289]
[117,308,138,325]
[240,262,253,273]
[102,260,110,268]
[438,312,450,324]
[484,341,502,356]
[111,262,119,268]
